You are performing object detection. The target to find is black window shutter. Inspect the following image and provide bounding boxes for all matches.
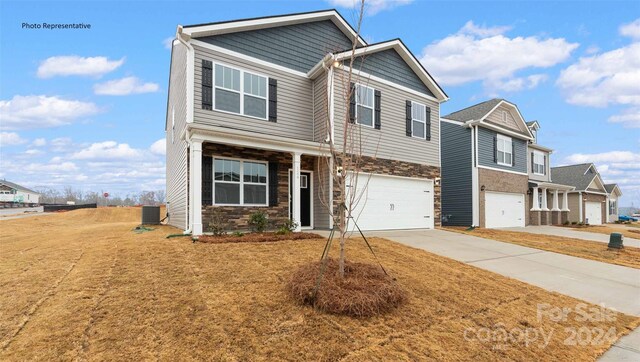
[349,82,356,123]
[531,153,535,173]
[374,90,381,130]
[202,60,213,110]
[493,136,497,163]
[425,107,432,141]
[543,155,547,175]
[512,141,515,166]
[202,156,213,206]
[268,78,277,122]
[268,162,279,206]
[405,100,412,136]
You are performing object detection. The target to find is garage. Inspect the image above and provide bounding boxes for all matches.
[347,174,434,231]
[585,201,603,225]
[485,192,525,228]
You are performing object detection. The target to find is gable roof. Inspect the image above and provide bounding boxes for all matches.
[309,39,448,101]
[526,120,540,130]
[0,180,39,194]
[551,163,606,192]
[181,9,366,47]
[442,98,533,139]
[604,184,622,196]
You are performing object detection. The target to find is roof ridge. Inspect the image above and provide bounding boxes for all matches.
[443,98,503,118]
[551,163,592,169]
[183,8,340,28]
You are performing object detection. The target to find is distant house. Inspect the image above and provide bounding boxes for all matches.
[550,164,609,225]
[604,184,622,222]
[0,180,40,207]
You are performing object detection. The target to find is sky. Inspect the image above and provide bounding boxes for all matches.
[0,0,639,206]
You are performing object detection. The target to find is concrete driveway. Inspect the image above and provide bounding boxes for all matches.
[502,225,640,248]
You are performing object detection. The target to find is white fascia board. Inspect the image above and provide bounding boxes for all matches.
[182,10,366,46]
[528,142,553,153]
[480,100,533,138]
[333,40,448,102]
[307,53,334,79]
[530,181,575,191]
[441,118,464,125]
[477,165,529,176]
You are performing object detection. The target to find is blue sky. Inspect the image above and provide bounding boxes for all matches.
[1,0,639,206]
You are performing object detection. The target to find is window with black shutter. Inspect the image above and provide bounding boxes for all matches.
[202,156,213,206]
[374,90,381,129]
[268,162,279,206]
[405,100,412,136]
[202,60,213,110]
[268,78,277,122]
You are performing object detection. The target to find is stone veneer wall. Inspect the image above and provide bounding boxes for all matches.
[478,168,529,228]
[331,155,441,227]
[200,143,314,231]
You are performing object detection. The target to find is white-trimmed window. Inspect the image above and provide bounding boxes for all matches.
[213,158,267,206]
[533,151,545,175]
[411,101,427,139]
[214,64,267,119]
[355,84,374,127]
[609,200,617,215]
[497,134,513,166]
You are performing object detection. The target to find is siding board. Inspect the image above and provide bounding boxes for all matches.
[477,127,527,173]
[441,122,473,226]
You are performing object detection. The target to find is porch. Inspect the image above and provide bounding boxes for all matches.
[528,181,575,226]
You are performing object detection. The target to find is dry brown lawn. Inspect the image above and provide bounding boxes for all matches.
[446,227,640,269]
[563,225,640,240]
[1,208,638,361]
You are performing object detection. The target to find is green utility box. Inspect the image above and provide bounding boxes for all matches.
[608,233,624,249]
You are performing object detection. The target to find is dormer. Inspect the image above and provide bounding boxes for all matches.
[526,121,540,144]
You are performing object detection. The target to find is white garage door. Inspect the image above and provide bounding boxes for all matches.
[485,192,525,228]
[585,202,602,225]
[347,174,434,231]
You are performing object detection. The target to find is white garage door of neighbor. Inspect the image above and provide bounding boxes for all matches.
[485,192,525,228]
[585,202,603,225]
[347,174,434,231]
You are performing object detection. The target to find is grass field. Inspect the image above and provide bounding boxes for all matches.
[1,208,638,361]
[446,227,640,269]
[563,224,640,240]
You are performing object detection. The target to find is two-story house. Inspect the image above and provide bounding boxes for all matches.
[440,99,573,228]
[165,10,448,235]
[551,163,610,225]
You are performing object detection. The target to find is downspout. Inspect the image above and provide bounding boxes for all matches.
[578,191,583,223]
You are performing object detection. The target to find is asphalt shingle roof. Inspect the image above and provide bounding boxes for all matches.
[442,98,503,122]
[0,180,39,194]
[604,184,618,194]
[551,164,599,191]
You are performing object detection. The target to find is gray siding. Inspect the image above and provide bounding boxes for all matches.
[193,44,314,141]
[477,127,527,174]
[351,49,435,97]
[199,20,352,73]
[441,122,472,226]
[313,157,331,229]
[528,147,551,182]
[333,70,441,166]
[166,41,189,230]
[313,74,328,143]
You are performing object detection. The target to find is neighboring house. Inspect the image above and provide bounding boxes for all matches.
[0,180,40,207]
[605,183,622,222]
[440,99,573,228]
[551,163,609,225]
[165,10,448,235]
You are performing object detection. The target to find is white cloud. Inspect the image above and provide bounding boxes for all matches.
[32,138,46,147]
[24,149,43,155]
[327,0,413,15]
[150,139,166,155]
[163,37,175,49]
[71,141,143,160]
[608,107,640,128]
[49,137,75,152]
[420,21,579,89]
[619,18,640,39]
[0,132,27,146]
[488,74,548,92]
[556,43,640,108]
[0,95,100,130]
[585,45,600,55]
[566,151,640,164]
[93,76,159,95]
[37,56,124,78]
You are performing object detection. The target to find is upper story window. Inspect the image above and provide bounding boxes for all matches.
[214,64,267,120]
[533,150,545,175]
[497,134,513,166]
[411,101,427,139]
[355,84,375,127]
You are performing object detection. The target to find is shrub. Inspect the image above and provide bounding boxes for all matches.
[578,222,584,226]
[563,221,570,226]
[571,221,578,225]
[208,209,228,236]
[232,231,244,237]
[248,211,269,232]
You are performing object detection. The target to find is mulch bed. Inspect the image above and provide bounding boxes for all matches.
[287,258,408,317]
[197,232,322,244]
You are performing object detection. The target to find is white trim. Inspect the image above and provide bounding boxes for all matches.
[578,191,583,222]
[211,61,269,121]
[496,134,513,167]
[288,168,314,229]
[177,31,195,126]
[477,165,528,176]
[471,126,479,226]
[440,118,464,125]
[182,10,366,47]
[328,157,334,229]
[354,83,376,128]
[332,40,448,101]
[212,157,269,207]
[344,66,441,103]
[467,119,533,141]
[532,150,545,175]
[191,39,308,78]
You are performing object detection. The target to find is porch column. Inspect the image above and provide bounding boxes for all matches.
[292,152,302,232]
[191,139,203,236]
[530,187,540,211]
[541,188,549,211]
[562,191,570,211]
[551,190,560,211]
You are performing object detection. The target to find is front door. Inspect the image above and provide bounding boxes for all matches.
[289,171,312,228]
